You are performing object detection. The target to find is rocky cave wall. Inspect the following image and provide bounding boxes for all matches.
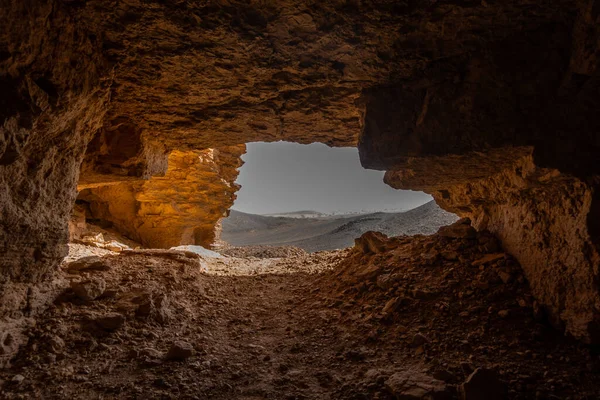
[358,2,600,341]
[1,0,599,364]
[0,0,112,365]
[77,145,244,249]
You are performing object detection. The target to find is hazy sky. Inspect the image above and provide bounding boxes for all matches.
[232,142,432,215]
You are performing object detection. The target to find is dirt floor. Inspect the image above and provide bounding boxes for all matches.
[1,221,600,399]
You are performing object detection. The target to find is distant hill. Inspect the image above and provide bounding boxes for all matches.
[262,210,325,218]
[221,201,458,252]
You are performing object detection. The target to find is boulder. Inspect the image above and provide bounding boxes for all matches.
[166,341,195,361]
[71,278,106,301]
[355,231,389,254]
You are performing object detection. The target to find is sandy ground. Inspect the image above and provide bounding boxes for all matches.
[1,227,600,399]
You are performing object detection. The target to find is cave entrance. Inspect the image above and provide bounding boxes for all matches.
[217,141,458,254]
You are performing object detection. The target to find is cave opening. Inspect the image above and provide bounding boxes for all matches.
[219,141,457,253]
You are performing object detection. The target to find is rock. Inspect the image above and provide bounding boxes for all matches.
[134,293,172,324]
[421,250,440,265]
[411,333,429,348]
[48,335,65,354]
[382,297,406,315]
[140,347,163,359]
[80,233,105,246]
[78,148,244,250]
[71,278,106,301]
[471,253,504,267]
[95,313,126,331]
[166,341,195,361]
[460,368,507,400]
[355,231,389,254]
[132,347,164,366]
[438,219,477,239]
[11,374,25,385]
[0,332,18,364]
[498,310,510,318]
[385,371,449,399]
[376,274,394,290]
[441,251,459,261]
[364,369,388,384]
[496,269,513,284]
[66,256,110,273]
[104,240,128,252]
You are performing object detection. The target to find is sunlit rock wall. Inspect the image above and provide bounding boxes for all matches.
[78,146,244,249]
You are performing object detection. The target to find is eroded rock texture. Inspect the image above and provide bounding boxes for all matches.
[358,0,600,340]
[77,146,244,248]
[383,151,600,342]
[1,0,599,365]
[0,0,110,367]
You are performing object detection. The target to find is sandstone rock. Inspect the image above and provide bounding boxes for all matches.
[438,219,477,239]
[459,368,507,400]
[66,256,110,273]
[71,278,106,302]
[166,341,195,361]
[95,313,126,331]
[104,240,128,252]
[78,147,244,249]
[355,231,389,254]
[385,371,449,399]
[80,233,105,247]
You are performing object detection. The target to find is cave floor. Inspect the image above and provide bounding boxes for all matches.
[2,233,600,399]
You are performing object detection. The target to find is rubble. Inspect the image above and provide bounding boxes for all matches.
[1,231,599,399]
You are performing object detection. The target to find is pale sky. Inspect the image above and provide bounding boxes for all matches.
[232,142,432,215]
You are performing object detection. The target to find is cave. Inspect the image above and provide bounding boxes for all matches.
[1,0,600,397]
